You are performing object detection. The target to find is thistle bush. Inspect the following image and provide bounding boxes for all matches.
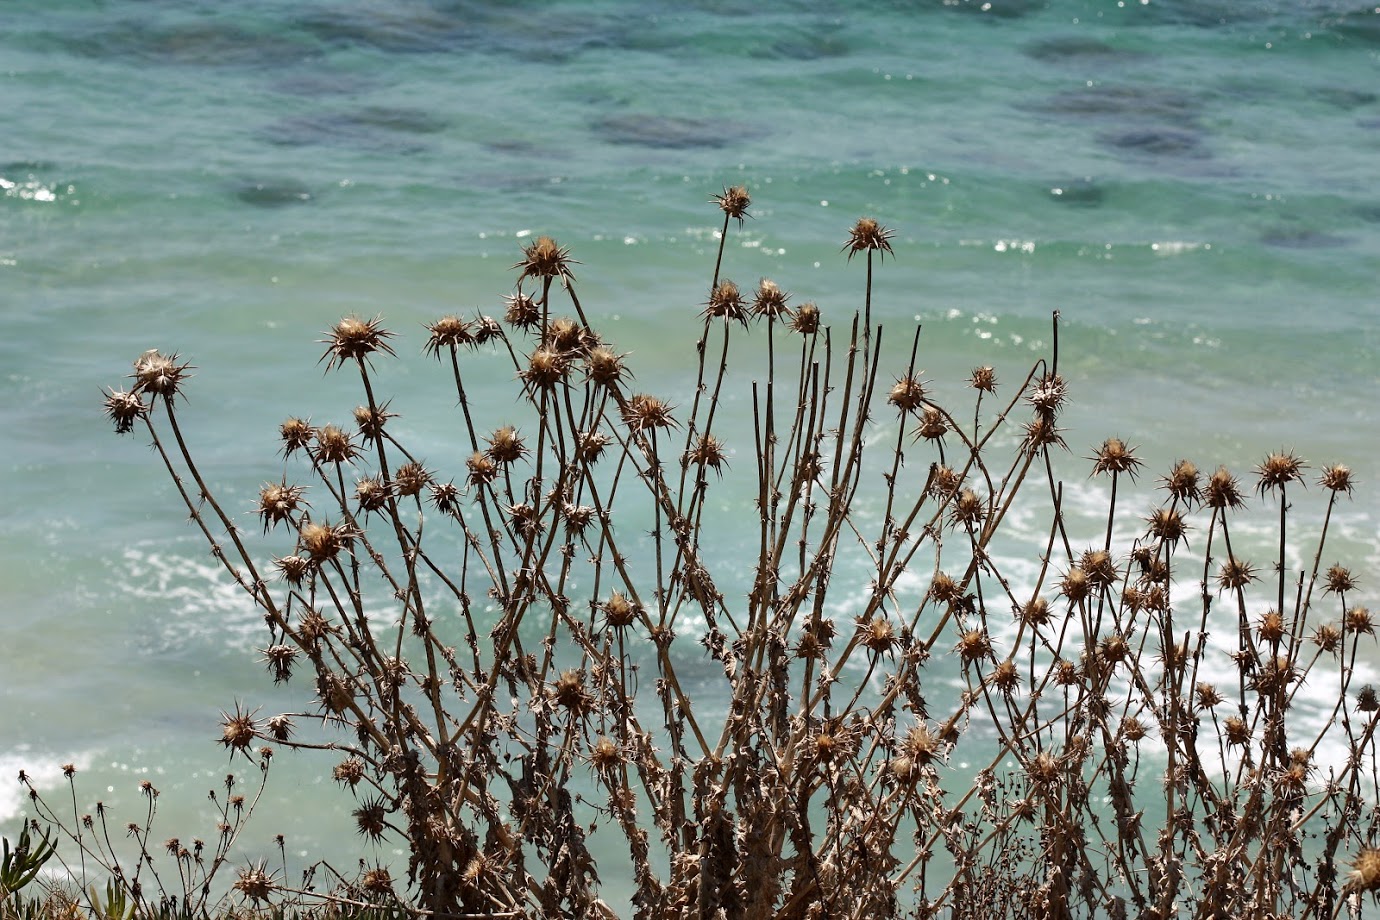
[32,186,1378,918]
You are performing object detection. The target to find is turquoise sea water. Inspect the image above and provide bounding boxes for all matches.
[3,0,1379,908]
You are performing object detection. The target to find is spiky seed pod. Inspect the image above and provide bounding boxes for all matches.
[586,346,628,388]
[1195,682,1224,708]
[486,426,527,464]
[1122,585,1145,613]
[590,736,623,772]
[861,616,899,656]
[220,704,259,754]
[1319,463,1354,495]
[1027,373,1067,415]
[956,629,991,664]
[317,673,354,716]
[503,294,541,329]
[989,660,1020,695]
[1222,716,1250,747]
[545,316,590,354]
[915,407,948,441]
[1325,565,1357,595]
[705,280,748,325]
[1160,459,1201,503]
[280,417,315,456]
[1020,414,1067,454]
[577,429,612,464]
[522,347,570,390]
[1217,556,1257,591]
[889,755,917,785]
[622,393,677,432]
[471,314,503,344]
[1080,549,1118,587]
[602,591,638,629]
[273,554,310,586]
[1053,659,1080,687]
[790,302,821,335]
[1312,623,1343,655]
[258,481,305,532]
[361,867,393,895]
[1090,438,1143,479]
[1256,610,1286,644]
[901,724,941,765]
[514,235,577,283]
[353,798,388,841]
[929,573,963,605]
[843,217,896,261]
[562,503,595,535]
[102,388,148,434]
[713,185,751,223]
[355,476,390,515]
[332,758,366,788]
[428,481,461,515]
[687,434,729,475]
[949,489,986,528]
[1019,597,1053,629]
[507,502,542,540]
[1026,751,1061,787]
[752,279,791,319]
[297,609,336,648]
[233,862,275,902]
[1143,584,1170,612]
[1346,606,1375,636]
[1059,566,1092,604]
[299,521,354,562]
[423,316,473,357]
[1345,848,1380,895]
[969,366,997,392]
[259,645,298,684]
[1121,717,1147,743]
[1255,450,1305,496]
[320,316,395,371]
[888,375,926,415]
[553,669,593,716]
[1252,655,1297,694]
[311,425,358,466]
[1204,466,1245,510]
[929,465,963,498]
[1357,685,1379,713]
[1099,634,1130,668]
[466,452,498,487]
[391,462,430,498]
[1146,507,1188,545]
[131,349,193,400]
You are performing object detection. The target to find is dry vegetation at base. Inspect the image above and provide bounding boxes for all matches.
[5,186,1380,919]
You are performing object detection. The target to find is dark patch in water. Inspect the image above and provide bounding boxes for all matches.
[1024,36,1139,62]
[260,106,448,154]
[1354,203,1380,223]
[234,180,313,208]
[769,27,851,60]
[63,20,317,68]
[1099,127,1207,157]
[595,115,746,149]
[1040,84,1200,127]
[294,9,470,54]
[1261,226,1350,249]
[1047,179,1104,206]
[1314,87,1378,109]
[1320,7,1380,45]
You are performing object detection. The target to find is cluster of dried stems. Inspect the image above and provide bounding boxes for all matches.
[43,186,1380,919]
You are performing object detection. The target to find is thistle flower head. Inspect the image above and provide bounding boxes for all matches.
[1026,373,1067,415]
[392,462,430,498]
[1018,597,1053,629]
[423,316,473,356]
[257,481,305,532]
[713,185,751,223]
[131,349,193,400]
[1345,847,1380,895]
[1325,565,1356,595]
[1346,606,1374,637]
[503,293,541,329]
[521,347,571,390]
[486,426,527,465]
[586,346,628,388]
[219,703,260,756]
[310,424,358,466]
[955,628,992,664]
[969,366,997,393]
[279,417,315,456]
[1204,466,1245,511]
[752,278,791,319]
[789,302,821,335]
[1319,463,1354,495]
[299,520,355,562]
[686,433,729,475]
[1254,450,1305,497]
[320,316,395,371]
[102,387,149,434]
[353,798,388,842]
[601,591,639,629]
[843,217,896,261]
[233,861,276,902]
[621,393,677,432]
[887,374,927,415]
[1160,459,1201,503]
[1146,507,1188,545]
[553,669,594,716]
[1089,437,1142,479]
[861,615,899,656]
[514,235,577,283]
[705,280,748,326]
[1216,556,1257,592]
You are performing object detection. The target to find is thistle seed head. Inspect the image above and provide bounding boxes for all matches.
[687,434,729,475]
[915,407,948,442]
[861,615,899,656]
[1026,373,1067,415]
[989,659,1020,695]
[553,669,594,716]
[1254,450,1305,496]
[1346,606,1374,636]
[1345,848,1380,895]
[1019,597,1053,629]
[900,724,941,766]
[486,426,527,465]
[311,424,358,466]
[1121,717,1147,743]
[521,347,571,390]
[955,629,992,664]
[131,349,193,400]
[1325,565,1357,595]
[622,393,677,432]
[1312,622,1343,654]
[843,217,896,261]
[233,862,276,902]
[102,387,148,434]
[1020,413,1067,454]
[320,316,395,371]
[1204,466,1245,510]
[299,520,354,562]
[545,316,592,354]
[713,185,751,223]
[515,235,576,283]
[392,462,430,498]
[279,417,314,456]
[928,573,963,605]
[1146,507,1188,545]
[1026,750,1061,787]
[423,316,473,356]
[1358,685,1378,713]
[752,279,791,319]
[1089,437,1142,479]
[1223,716,1250,747]
[361,867,393,895]
[1195,682,1223,708]
[969,366,997,392]
[257,481,305,532]
[928,465,963,499]
[1256,609,1286,644]
[949,489,986,528]
[1160,459,1201,503]
[1217,556,1257,592]
[355,476,390,515]
[428,481,461,515]
[1059,566,1092,604]
[586,346,628,388]
[273,554,310,586]
[705,280,748,326]
[503,293,541,329]
[576,429,612,464]
[1080,549,1118,587]
[601,591,639,629]
[789,302,821,335]
[259,645,298,684]
[353,798,388,842]
[219,704,260,755]
[590,736,623,772]
[887,375,926,414]
[1319,463,1354,495]
[353,403,395,443]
